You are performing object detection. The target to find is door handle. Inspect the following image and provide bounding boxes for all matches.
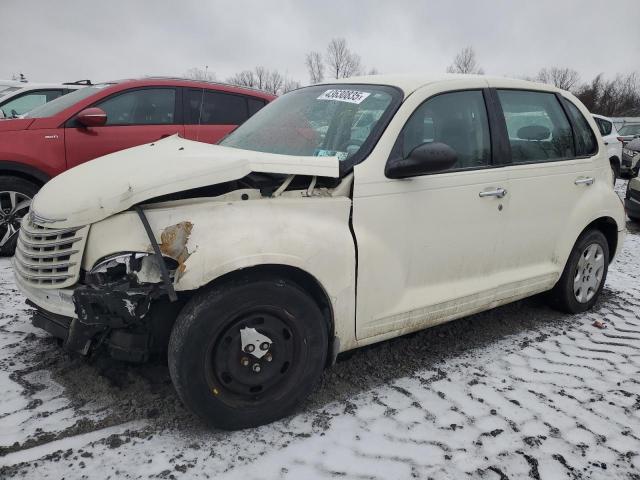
[604,141,609,145]
[479,187,507,198]
[574,177,595,186]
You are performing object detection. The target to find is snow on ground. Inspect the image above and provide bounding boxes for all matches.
[1,182,639,479]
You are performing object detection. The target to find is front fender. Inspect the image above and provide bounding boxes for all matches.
[83,194,357,351]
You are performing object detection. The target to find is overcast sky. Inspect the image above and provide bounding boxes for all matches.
[1,0,638,86]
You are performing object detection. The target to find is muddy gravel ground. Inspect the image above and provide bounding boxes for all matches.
[1,183,639,479]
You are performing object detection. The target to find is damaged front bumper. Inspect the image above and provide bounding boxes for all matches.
[17,271,177,363]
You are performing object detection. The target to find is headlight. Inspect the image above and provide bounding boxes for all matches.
[623,148,634,157]
[87,252,179,285]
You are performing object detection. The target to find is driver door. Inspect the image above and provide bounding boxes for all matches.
[353,88,509,340]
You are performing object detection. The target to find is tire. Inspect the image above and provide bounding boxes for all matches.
[0,176,39,256]
[168,276,328,430]
[548,229,609,314]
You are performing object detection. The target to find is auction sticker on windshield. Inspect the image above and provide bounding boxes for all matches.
[317,89,371,104]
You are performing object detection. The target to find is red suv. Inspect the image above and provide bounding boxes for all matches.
[0,78,275,254]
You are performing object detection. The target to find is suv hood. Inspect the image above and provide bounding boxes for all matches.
[31,135,339,228]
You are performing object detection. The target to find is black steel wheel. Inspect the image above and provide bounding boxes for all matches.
[168,276,328,429]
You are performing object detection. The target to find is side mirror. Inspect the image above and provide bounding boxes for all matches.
[76,107,107,127]
[385,142,458,179]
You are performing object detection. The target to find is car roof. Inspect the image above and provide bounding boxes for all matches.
[102,77,277,100]
[322,73,561,96]
[7,82,86,90]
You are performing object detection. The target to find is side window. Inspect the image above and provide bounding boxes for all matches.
[247,97,266,116]
[601,120,612,136]
[394,90,491,171]
[185,89,248,125]
[0,89,62,116]
[497,90,574,163]
[564,100,598,156]
[97,88,176,125]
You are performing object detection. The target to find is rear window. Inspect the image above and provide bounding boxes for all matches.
[185,89,249,125]
[563,100,597,156]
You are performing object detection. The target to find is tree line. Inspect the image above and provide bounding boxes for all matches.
[186,40,638,117]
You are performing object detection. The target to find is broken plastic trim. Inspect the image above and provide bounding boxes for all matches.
[134,206,178,302]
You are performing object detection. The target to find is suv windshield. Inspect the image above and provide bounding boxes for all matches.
[619,124,640,136]
[220,84,402,172]
[24,84,113,118]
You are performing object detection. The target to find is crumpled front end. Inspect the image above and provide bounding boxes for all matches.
[13,213,189,362]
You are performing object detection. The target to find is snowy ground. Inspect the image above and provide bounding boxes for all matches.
[1,182,639,479]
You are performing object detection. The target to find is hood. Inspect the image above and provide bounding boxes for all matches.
[31,135,339,228]
[0,118,34,131]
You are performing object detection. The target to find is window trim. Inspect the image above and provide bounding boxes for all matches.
[385,88,495,178]
[65,86,182,128]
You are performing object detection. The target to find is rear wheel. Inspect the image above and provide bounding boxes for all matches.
[0,176,39,256]
[548,230,609,313]
[168,277,328,430]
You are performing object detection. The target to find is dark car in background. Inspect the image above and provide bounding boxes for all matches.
[0,78,275,254]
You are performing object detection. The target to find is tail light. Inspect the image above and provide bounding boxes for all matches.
[617,137,625,142]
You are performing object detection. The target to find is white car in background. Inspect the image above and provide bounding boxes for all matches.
[0,80,90,118]
[592,114,623,181]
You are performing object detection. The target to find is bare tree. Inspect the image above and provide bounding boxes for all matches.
[326,38,362,79]
[446,47,484,74]
[537,67,580,91]
[227,66,300,95]
[282,78,301,93]
[305,51,325,83]
[184,67,216,82]
[226,70,257,88]
[264,70,284,95]
[576,72,640,117]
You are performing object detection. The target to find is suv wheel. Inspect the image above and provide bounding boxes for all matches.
[548,230,609,313]
[168,277,328,430]
[0,176,39,256]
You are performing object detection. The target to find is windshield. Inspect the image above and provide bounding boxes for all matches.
[220,84,402,172]
[619,124,640,136]
[0,86,20,98]
[24,84,113,118]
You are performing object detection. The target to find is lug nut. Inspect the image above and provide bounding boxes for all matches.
[265,353,273,362]
[245,344,255,353]
[240,357,249,367]
[260,342,270,351]
[252,363,261,373]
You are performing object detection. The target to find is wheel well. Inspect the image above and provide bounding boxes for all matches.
[609,155,620,165]
[204,264,335,343]
[581,217,619,262]
[0,168,46,188]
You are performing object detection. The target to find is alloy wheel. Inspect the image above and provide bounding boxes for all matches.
[0,190,31,248]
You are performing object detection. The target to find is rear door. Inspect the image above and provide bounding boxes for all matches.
[490,86,599,296]
[183,88,262,144]
[64,87,184,169]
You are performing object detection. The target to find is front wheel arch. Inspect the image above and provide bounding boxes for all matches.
[196,264,335,361]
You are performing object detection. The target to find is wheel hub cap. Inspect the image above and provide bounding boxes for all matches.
[212,312,294,396]
[573,243,605,303]
[0,191,32,248]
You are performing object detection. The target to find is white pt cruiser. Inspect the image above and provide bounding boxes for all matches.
[13,75,625,429]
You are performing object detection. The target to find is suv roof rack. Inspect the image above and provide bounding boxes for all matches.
[63,80,92,86]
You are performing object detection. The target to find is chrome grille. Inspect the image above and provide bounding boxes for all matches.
[14,216,88,288]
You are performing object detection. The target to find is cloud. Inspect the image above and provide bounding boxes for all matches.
[0,0,638,84]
